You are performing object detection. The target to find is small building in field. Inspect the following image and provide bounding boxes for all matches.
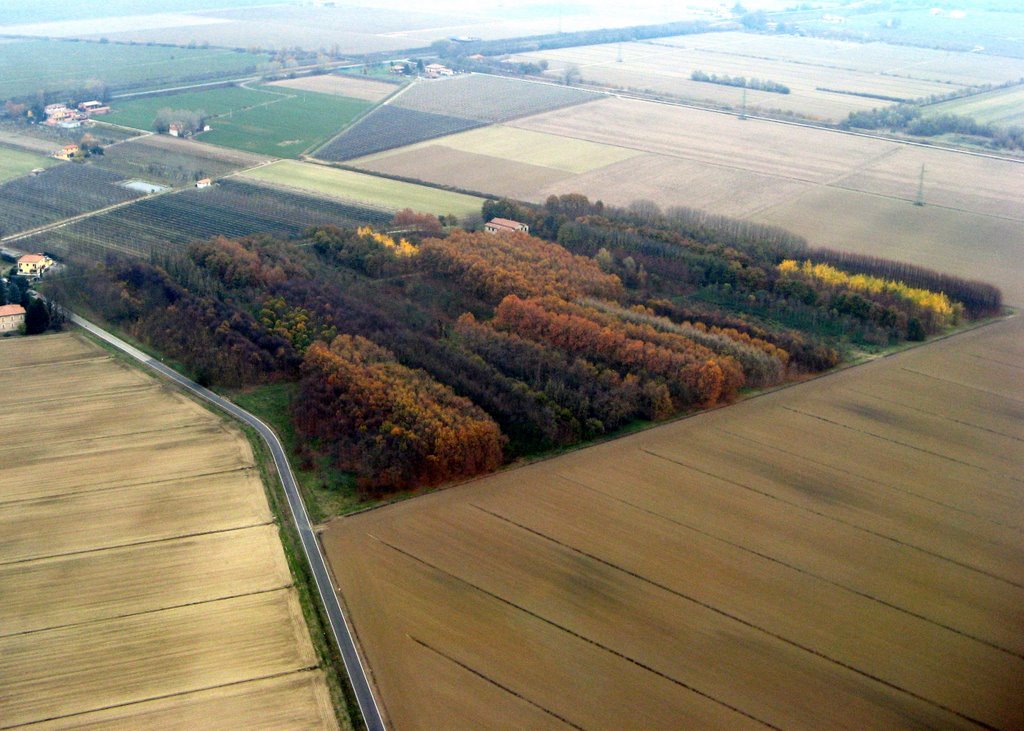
[485,217,529,234]
[196,178,212,189]
[78,100,110,115]
[168,123,182,137]
[424,63,454,78]
[54,144,79,160]
[17,253,55,278]
[0,304,26,333]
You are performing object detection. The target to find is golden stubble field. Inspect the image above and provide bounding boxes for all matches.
[324,315,1024,730]
[0,333,339,730]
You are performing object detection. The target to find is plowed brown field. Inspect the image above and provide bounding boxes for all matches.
[324,315,1024,731]
[0,333,339,730]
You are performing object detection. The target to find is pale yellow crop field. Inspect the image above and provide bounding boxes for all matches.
[351,124,641,199]
[0,333,339,730]
[324,315,1024,731]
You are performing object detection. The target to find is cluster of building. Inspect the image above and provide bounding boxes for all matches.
[388,61,455,78]
[0,254,57,335]
[42,100,110,129]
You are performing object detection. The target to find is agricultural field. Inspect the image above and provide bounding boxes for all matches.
[23,178,392,258]
[315,75,599,162]
[791,6,1024,58]
[0,143,55,183]
[0,39,269,100]
[93,133,269,186]
[324,314,1024,730]
[0,121,137,156]
[922,84,1024,126]
[357,95,1024,304]
[102,85,274,132]
[199,86,370,158]
[240,160,485,219]
[0,333,339,729]
[512,33,1024,121]
[652,31,1024,88]
[352,125,641,199]
[267,74,400,102]
[0,163,145,236]
[391,75,600,123]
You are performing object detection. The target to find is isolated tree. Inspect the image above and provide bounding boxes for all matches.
[562,64,582,86]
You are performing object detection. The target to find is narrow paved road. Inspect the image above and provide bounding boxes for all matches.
[70,313,387,731]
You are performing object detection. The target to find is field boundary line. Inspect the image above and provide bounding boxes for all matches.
[0,466,258,507]
[371,534,781,730]
[0,668,323,731]
[407,635,587,731]
[781,406,1024,489]
[837,384,1024,443]
[309,79,412,158]
[0,353,120,374]
[967,352,1024,372]
[715,427,1024,534]
[0,584,293,640]
[471,505,1001,731]
[641,445,1024,590]
[0,522,274,568]
[899,366,1024,405]
[554,473,1024,660]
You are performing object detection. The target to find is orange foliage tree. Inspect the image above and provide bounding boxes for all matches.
[491,295,742,408]
[420,229,623,302]
[294,335,504,492]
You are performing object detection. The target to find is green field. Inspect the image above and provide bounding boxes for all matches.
[923,85,1024,126]
[103,86,274,132]
[0,145,56,183]
[198,87,370,158]
[0,40,269,100]
[240,160,484,218]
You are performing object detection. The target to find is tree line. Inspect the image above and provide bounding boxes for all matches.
[691,70,790,94]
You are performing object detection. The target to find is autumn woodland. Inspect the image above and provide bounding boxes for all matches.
[52,197,1001,493]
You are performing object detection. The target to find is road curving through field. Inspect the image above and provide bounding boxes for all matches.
[69,313,387,731]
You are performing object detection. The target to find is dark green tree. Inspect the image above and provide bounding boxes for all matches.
[25,299,50,335]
